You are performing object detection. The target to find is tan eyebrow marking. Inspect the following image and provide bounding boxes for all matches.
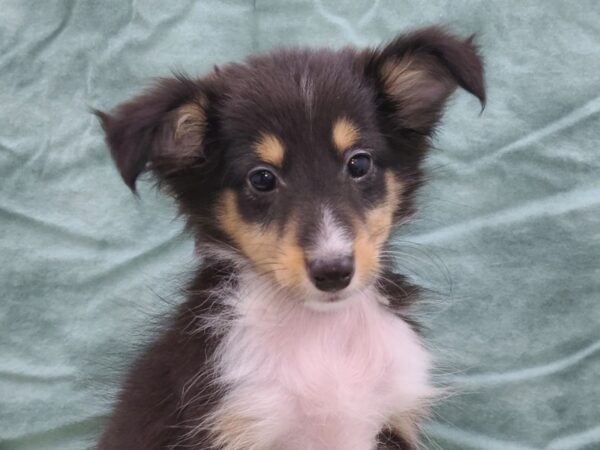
[332,118,360,154]
[254,133,285,167]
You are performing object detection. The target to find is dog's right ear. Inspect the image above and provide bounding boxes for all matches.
[95,75,211,192]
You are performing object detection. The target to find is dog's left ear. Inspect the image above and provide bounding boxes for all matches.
[360,27,485,134]
[95,74,212,192]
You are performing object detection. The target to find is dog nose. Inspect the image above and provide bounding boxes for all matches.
[308,256,354,292]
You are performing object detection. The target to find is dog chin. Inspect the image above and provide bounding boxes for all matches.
[303,289,360,312]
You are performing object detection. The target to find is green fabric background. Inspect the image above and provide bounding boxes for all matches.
[1,1,599,449]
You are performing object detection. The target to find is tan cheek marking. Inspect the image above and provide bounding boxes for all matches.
[353,229,377,285]
[255,133,285,168]
[217,190,275,268]
[354,172,404,283]
[274,217,306,289]
[216,191,306,288]
[332,118,360,154]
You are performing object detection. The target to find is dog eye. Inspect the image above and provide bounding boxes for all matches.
[347,153,372,179]
[248,169,277,192]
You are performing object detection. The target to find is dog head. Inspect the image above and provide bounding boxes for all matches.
[97,27,485,308]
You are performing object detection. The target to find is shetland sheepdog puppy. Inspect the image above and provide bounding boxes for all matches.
[95,26,485,450]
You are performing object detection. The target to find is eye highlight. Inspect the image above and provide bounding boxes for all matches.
[248,168,277,192]
[347,152,372,179]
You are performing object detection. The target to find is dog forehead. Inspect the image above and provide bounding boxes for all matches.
[219,49,372,143]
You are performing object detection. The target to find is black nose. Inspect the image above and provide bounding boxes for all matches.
[308,256,354,292]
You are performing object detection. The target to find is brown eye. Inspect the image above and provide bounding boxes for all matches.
[248,169,277,192]
[347,153,372,179]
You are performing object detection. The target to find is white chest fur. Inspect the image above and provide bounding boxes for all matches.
[206,274,432,450]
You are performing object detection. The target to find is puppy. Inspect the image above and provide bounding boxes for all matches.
[95,27,485,450]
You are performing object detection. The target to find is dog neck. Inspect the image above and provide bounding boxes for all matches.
[198,264,433,450]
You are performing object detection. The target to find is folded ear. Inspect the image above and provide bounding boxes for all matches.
[362,27,485,134]
[95,74,209,192]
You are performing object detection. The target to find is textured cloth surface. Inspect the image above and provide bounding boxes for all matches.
[1,1,599,449]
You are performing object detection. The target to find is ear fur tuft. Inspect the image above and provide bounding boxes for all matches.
[364,26,485,133]
[95,74,208,192]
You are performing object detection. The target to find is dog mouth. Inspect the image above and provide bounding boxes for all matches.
[302,282,366,311]
[322,292,346,303]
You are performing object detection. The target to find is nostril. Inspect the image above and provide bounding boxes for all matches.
[308,256,355,292]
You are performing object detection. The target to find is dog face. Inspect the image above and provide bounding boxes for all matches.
[97,27,484,307]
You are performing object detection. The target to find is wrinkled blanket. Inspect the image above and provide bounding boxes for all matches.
[1,1,599,449]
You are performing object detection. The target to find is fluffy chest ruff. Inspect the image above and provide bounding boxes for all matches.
[204,273,432,450]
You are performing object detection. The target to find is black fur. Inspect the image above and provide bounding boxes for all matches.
[96,261,233,449]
